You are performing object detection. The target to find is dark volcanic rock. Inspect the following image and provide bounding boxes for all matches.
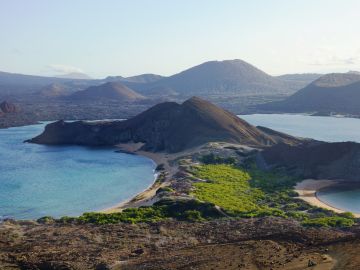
[70,81,146,102]
[27,97,302,152]
[258,72,360,115]
[138,59,298,97]
[39,83,71,97]
[0,101,18,113]
[260,141,360,181]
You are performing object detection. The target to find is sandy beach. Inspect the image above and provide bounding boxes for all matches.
[101,143,164,213]
[101,142,191,213]
[295,179,360,218]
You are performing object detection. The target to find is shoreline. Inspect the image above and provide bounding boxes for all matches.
[295,179,360,218]
[101,143,172,213]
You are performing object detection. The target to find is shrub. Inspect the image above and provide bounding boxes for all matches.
[338,212,355,219]
[200,153,236,165]
[193,164,264,215]
[37,216,55,224]
[156,186,174,194]
[182,210,204,222]
[302,216,354,227]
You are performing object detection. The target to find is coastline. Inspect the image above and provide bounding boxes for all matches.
[295,179,360,218]
[101,143,172,213]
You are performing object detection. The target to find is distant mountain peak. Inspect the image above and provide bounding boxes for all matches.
[122,74,164,83]
[143,59,294,96]
[70,81,146,102]
[311,72,360,88]
[258,72,360,115]
[348,70,360,75]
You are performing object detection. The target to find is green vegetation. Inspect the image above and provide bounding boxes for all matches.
[50,155,356,228]
[156,186,174,194]
[79,207,166,224]
[302,216,355,227]
[200,153,236,165]
[192,164,264,215]
[58,199,222,225]
[191,162,355,227]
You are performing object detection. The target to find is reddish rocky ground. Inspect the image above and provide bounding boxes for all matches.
[0,217,360,269]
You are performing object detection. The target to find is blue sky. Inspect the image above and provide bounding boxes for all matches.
[0,0,359,78]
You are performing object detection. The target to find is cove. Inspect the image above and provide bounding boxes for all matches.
[317,186,360,214]
[0,122,156,220]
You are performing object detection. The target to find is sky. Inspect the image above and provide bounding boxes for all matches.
[0,0,359,78]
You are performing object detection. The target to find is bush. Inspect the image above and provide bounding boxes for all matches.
[74,199,222,224]
[338,212,355,219]
[200,153,236,165]
[37,216,55,224]
[155,199,222,220]
[302,216,354,228]
[182,210,204,222]
[193,164,264,215]
[59,216,77,223]
[156,186,174,194]
[78,207,166,224]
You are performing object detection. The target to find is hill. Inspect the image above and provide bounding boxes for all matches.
[121,74,164,83]
[27,97,302,152]
[38,83,73,97]
[257,73,360,115]
[133,60,300,97]
[260,141,360,181]
[70,82,146,102]
[0,71,92,95]
[276,73,323,90]
[0,101,18,113]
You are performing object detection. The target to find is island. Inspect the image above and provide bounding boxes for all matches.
[2,97,360,269]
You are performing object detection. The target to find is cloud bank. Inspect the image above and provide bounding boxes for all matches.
[47,64,84,74]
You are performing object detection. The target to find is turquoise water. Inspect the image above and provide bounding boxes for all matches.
[0,122,156,220]
[317,186,360,214]
[240,114,360,143]
[241,114,360,214]
[2,114,360,219]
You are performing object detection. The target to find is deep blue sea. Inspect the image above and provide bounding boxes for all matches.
[241,114,360,214]
[0,122,156,220]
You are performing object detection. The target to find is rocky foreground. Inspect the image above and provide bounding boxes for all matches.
[1,217,360,270]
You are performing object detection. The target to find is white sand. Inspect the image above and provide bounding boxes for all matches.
[295,179,360,217]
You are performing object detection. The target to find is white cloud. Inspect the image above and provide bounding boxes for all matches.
[298,46,360,67]
[47,64,84,74]
[308,56,359,66]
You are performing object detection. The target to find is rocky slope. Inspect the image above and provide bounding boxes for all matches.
[27,97,302,152]
[70,81,146,102]
[0,217,358,269]
[38,83,73,97]
[121,73,165,83]
[260,141,360,181]
[128,60,300,97]
[258,72,360,115]
[0,101,18,113]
